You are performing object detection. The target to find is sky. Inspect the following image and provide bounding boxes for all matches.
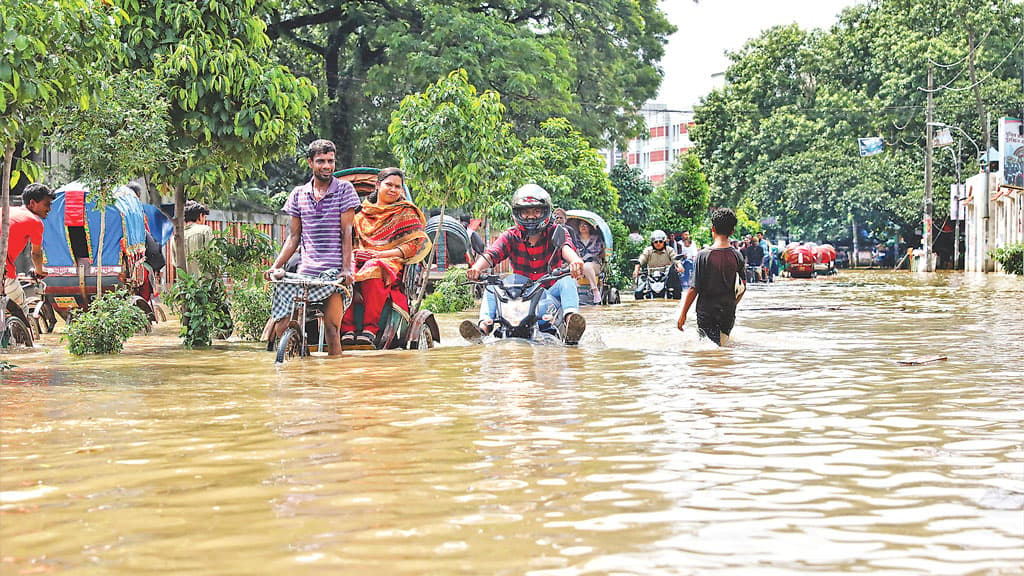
[655,0,863,111]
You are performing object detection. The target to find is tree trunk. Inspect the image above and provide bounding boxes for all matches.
[1,144,12,286]
[173,182,186,275]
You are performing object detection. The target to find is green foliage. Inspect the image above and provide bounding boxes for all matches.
[514,117,619,217]
[63,289,149,355]
[389,69,517,215]
[230,285,272,341]
[263,1,673,166]
[651,154,711,235]
[165,271,232,349]
[691,0,1024,242]
[196,226,276,286]
[605,218,637,290]
[113,0,316,202]
[421,268,474,314]
[0,360,15,372]
[990,243,1024,275]
[610,162,654,232]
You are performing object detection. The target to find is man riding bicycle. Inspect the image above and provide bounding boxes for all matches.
[264,139,359,356]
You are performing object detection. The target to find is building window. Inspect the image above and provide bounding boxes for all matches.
[627,153,639,165]
[650,174,665,184]
[651,149,667,163]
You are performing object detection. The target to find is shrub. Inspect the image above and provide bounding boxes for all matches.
[166,271,233,348]
[422,267,474,313]
[990,243,1024,275]
[231,285,272,341]
[63,288,149,355]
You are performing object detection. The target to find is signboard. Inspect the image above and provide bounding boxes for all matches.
[999,117,1024,189]
[858,137,884,157]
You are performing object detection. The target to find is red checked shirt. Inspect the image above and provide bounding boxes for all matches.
[483,225,576,283]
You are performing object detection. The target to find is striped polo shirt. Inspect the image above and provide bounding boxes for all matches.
[283,177,360,276]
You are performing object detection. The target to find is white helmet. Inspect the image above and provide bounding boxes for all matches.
[650,230,668,245]
[511,184,553,234]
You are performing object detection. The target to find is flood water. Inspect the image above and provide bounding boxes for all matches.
[2,270,1022,575]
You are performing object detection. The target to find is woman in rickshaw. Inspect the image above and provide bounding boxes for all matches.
[340,167,432,346]
[574,220,605,303]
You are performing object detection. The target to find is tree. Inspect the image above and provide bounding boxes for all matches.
[263,1,673,166]
[48,72,170,293]
[389,69,516,309]
[1,0,120,284]
[652,153,711,235]
[610,162,654,232]
[113,0,317,268]
[691,0,1024,244]
[514,117,619,217]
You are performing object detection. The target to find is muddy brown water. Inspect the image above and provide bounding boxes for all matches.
[2,270,1022,575]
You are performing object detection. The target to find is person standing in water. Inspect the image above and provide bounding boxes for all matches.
[677,208,746,346]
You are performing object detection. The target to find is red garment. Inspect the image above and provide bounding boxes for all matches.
[483,225,575,282]
[5,207,43,279]
[341,277,408,335]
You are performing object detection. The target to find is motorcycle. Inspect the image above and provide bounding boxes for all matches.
[466,267,578,344]
[632,258,681,300]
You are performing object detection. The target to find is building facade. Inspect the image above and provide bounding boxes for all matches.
[601,103,695,183]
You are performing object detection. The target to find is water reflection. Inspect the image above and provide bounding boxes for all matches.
[1,271,1022,574]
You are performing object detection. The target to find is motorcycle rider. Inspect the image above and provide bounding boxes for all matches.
[462,184,586,344]
[633,229,683,299]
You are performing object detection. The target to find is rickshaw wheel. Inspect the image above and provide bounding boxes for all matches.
[31,299,58,333]
[275,327,304,363]
[410,322,434,350]
[3,316,34,349]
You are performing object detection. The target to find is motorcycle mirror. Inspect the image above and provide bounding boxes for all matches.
[548,224,567,269]
[470,232,486,257]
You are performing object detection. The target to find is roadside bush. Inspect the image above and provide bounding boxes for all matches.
[231,285,272,341]
[990,243,1024,275]
[422,267,474,313]
[166,271,233,348]
[63,288,149,355]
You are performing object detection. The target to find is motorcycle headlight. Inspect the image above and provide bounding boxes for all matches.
[500,299,532,328]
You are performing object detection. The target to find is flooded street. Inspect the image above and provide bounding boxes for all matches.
[2,270,1022,575]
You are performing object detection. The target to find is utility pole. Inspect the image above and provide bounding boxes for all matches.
[982,111,992,272]
[923,65,934,272]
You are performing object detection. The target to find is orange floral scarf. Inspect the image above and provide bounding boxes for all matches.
[353,199,431,285]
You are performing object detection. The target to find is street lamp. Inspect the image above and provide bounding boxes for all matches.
[927,121,987,271]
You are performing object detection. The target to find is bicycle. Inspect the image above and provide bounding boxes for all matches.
[269,276,352,364]
[21,274,58,336]
[0,280,35,350]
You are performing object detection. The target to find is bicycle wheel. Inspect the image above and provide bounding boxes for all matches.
[411,322,434,350]
[275,327,304,364]
[3,316,34,349]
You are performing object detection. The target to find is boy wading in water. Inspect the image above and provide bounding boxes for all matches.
[677,208,746,346]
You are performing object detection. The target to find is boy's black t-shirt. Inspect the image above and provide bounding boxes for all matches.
[693,247,745,310]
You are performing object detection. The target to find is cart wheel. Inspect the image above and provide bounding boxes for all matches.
[275,327,304,364]
[3,316,34,349]
[410,322,434,350]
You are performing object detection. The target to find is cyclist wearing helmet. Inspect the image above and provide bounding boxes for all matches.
[633,229,683,299]
[463,184,586,344]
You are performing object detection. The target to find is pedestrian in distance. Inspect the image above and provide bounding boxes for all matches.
[677,208,747,346]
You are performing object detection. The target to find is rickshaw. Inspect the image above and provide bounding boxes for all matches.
[266,167,440,360]
[783,242,815,278]
[40,182,173,325]
[564,209,620,305]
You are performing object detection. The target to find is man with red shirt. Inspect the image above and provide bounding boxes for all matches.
[4,184,54,307]
[462,184,587,344]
